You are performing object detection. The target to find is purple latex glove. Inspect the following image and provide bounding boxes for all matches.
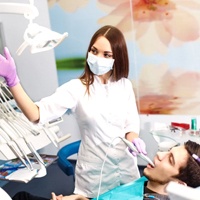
[129,138,147,157]
[0,47,19,87]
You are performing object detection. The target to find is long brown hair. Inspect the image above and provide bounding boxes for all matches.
[79,25,129,94]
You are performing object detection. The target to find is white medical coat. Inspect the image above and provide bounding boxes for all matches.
[36,75,140,198]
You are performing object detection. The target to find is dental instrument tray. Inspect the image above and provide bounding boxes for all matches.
[0,82,70,161]
[0,154,58,183]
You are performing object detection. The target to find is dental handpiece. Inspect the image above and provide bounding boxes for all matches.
[120,137,155,167]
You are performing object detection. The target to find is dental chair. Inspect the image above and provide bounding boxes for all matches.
[166,181,200,200]
[57,140,81,179]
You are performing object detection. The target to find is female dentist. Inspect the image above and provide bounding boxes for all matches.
[0,25,147,199]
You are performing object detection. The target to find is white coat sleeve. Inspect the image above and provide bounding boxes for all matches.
[35,79,82,124]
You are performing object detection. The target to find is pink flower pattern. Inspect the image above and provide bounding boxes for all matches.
[97,0,200,54]
[133,64,200,114]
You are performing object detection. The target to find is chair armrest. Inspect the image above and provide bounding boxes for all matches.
[57,140,81,176]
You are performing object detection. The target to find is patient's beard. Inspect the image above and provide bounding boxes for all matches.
[143,171,170,185]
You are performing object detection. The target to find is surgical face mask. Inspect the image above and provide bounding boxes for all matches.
[87,52,115,75]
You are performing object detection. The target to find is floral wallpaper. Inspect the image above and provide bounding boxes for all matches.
[48,0,200,115]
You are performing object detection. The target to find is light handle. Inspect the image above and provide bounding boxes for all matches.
[0,3,39,20]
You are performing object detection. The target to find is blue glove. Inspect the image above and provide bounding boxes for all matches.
[129,138,147,157]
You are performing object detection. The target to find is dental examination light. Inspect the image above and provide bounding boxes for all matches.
[0,0,68,55]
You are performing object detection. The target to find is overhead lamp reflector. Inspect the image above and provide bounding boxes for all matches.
[0,2,68,55]
[16,23,68,55]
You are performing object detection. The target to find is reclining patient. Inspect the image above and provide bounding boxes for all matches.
[12,140,200,200]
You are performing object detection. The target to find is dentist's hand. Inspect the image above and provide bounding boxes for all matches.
[129,138,147,156]
[0,47,19,87]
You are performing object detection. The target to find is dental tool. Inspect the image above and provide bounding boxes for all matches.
[22,133,45,166]
[2,113,45,166]
[42,127,58,148]
[0,128,30,170]
[44,116,71,145]
[6,118,43,167]
[120,137,155,167]
[43,124,71,146]
[0,87,40,136]
[0,119,33,169]
[4,118,46,174]
[14,112,40,136]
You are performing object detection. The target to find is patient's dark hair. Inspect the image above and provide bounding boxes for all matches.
[174,140,200,187]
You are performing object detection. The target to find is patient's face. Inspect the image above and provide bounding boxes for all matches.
[143,145,189,184]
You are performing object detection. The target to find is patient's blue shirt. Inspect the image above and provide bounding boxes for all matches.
[92,176,147,200]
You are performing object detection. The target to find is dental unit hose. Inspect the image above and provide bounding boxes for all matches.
[120,137,155,167]
[96,137,154,200]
